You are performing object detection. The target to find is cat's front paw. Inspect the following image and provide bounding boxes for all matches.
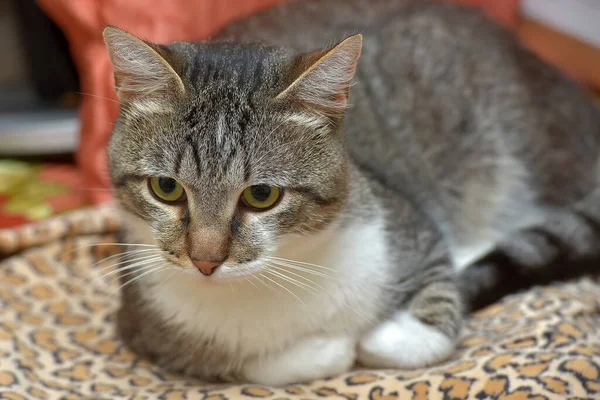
[357,311,456,369]
[242,336,356,386]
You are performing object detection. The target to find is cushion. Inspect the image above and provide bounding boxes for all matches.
[1,206,599,399]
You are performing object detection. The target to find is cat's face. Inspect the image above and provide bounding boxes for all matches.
[104,28,361,283]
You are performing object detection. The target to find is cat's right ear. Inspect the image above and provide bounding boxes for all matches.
[276,34,363,117]
[102,26,185,105]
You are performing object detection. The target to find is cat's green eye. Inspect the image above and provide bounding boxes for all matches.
[241,185,281,210]
[149,177,186,203]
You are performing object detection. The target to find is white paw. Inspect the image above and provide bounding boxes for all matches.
[357,311,455,369]
[243,336,356,386]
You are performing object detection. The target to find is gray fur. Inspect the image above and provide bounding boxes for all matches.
[105,0,600,382]
[216,0,600,307]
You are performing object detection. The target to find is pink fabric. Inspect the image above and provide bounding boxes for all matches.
[36,0,285,203]
[36,0,520,203]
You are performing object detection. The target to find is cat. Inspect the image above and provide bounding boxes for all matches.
[103,0,600,386]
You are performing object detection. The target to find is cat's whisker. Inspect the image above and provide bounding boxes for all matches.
[295,222,324,233]
[266,256,336,273]
[267,264,325,291]
[266,263,334,281]
[114,261,165,281]
[342,301,376,327]
[258,271,288,296]
[92,248,163,269]
[95,252,164,272]
[93,243,158,247]
[250,274,267,293]
[267,264,319,293]
[64,250,162,291]
[293,227,310,236]
[100,256,164,279]
[266,256,334,270]
[114,267,168,294]
[64,242,158,255]
[115,266,169,294]
[266,262,372,326]
[244,276,261,292]
[98,258,164,279]
[262,270,306,305]
[256,272,278,295]
[64,276,93,294]
[271,262,333,279]
[91,259,161,286]
[266,266,321,294]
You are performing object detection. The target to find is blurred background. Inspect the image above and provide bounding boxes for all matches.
[0,0,599,228]
[0,0,81,228]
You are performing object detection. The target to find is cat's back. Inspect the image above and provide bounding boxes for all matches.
[219,0,600,209]
[218,0,488,51]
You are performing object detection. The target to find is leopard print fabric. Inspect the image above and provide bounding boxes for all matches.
[1,205,599,400]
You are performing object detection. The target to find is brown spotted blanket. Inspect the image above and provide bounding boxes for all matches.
[1,205,599,399]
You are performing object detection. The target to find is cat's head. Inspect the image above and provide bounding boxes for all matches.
[103,27,362,283]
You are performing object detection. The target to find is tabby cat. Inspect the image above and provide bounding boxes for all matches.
[103,0,600,386]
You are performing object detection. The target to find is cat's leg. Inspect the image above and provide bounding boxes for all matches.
[357,279,462,369]
[241,335,356,386]
[460,206,600,311]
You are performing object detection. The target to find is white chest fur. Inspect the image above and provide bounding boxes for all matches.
[132,212,392,357]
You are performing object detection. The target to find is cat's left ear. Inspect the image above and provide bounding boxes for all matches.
[103,26,185,106]
[276,34,362,117]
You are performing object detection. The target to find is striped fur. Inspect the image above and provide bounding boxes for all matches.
[104,0,600,385]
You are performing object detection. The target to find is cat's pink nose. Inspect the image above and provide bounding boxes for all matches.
[191,260,221,276]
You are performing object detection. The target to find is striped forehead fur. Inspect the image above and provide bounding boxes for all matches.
[106,32,356,258]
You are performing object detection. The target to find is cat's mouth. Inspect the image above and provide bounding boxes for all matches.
[153,250,257,283]
[172,257,266,285]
